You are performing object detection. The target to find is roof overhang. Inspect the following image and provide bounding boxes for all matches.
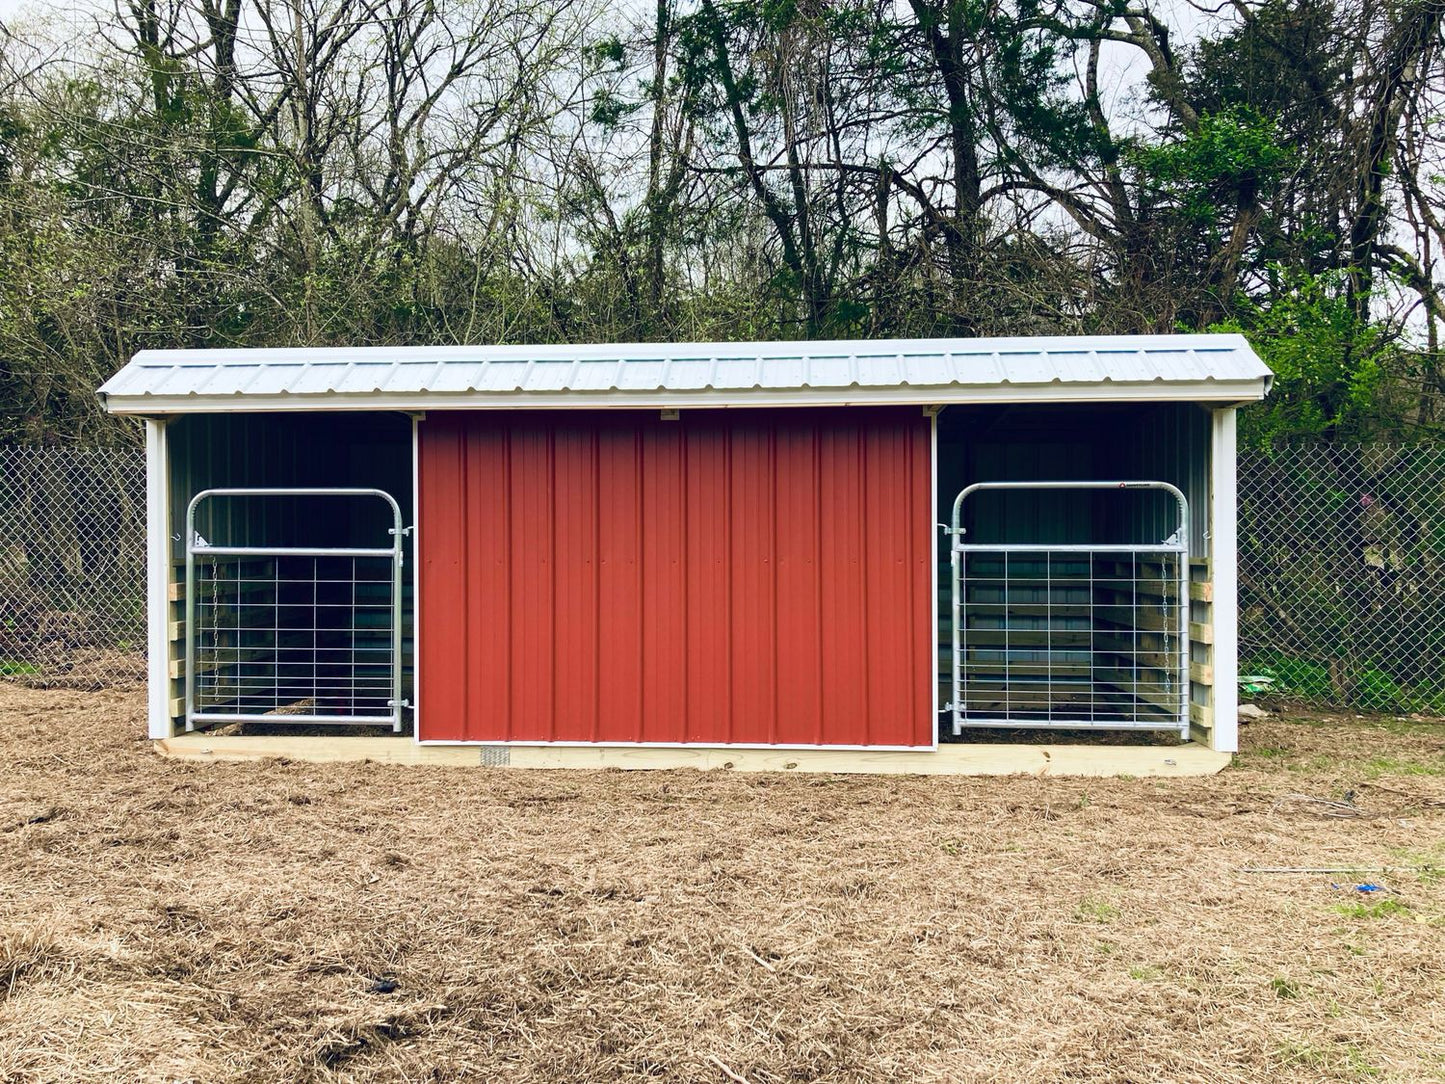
[99,381,1272,416]
[97,334,1274,416]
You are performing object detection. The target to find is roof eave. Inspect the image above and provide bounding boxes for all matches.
[99,379,1272,416]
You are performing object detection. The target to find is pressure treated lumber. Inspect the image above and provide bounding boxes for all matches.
[156,734,1230,776]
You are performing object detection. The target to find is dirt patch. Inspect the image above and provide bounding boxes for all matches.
[1,687,1443,1082]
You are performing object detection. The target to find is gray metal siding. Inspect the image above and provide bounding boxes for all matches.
[166,412,417,721]
[167,413,412,558]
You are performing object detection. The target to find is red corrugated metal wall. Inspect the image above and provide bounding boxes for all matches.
[417,408,932,746]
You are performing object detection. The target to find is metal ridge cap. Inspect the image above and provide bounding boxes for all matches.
[118,332,1262,366]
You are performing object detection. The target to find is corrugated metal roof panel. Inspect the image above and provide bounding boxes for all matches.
[665,357,713,389]
[303,365,336,392]
[97,334,1272,413]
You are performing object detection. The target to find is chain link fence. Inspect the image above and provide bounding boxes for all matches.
[0,445,147,688]
[4,440,1445,710]
[1239,443,1445,712]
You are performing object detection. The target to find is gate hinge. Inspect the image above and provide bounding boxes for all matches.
[389,526,415,537]
[387,698,413,709]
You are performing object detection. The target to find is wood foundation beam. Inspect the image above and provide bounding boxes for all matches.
[154,735,1231,777]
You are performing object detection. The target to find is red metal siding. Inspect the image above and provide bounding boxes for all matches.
[417,408,932,746]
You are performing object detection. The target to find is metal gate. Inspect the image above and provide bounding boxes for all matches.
[184,488,408,732]
[947,481,1190,737]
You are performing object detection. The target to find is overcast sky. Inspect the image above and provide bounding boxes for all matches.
[0,0,42,20]
[0,0,1219,148]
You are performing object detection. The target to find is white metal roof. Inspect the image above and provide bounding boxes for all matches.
[97,334,1272,414]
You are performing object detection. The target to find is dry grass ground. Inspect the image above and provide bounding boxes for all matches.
[1,686,1443,1083]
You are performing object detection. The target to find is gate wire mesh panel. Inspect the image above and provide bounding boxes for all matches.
[0,444,146,687]
[1238,443,1445,713]
[949,482,1189,736]
[186,489,404,730]
[955,549,1186,731]
[192,554,398,721]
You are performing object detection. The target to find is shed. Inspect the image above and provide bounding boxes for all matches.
[99,334,1271,774]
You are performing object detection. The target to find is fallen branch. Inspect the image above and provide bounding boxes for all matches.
[1355,782,1445,808]
[740,945,776,973]
[707,1054,751,1084]
[1270,794,1378,818]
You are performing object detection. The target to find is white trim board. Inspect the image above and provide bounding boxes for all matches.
[930,409,940,746]
[1209,407,1240,753]
[410,414,422,744]
[144,419,173,740]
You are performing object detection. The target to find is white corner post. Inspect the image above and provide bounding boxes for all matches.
[144,417,173,739]
[410,411,422,743]
[1209,406,1239,753]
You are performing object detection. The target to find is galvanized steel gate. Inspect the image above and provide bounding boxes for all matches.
[184,488,408,732]
[947,481,1190,738]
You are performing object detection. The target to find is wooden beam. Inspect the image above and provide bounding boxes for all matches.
[1097,647,1178,671]
[1188,621,1214,644]
[169,580,277,603]
[1092,587,1182,609]
[1208,406,1239,753]
[1095,606,1181,634]
[1189,581,1213,603]
[146,419,173,740]
[959,603,1095,617]
[1094,676,1184,718]
[1190,661,1214,686]
[154,735,1232,777]
[960,629,1093,648]
[959,662,1092,678]
[1097,628,1175,654]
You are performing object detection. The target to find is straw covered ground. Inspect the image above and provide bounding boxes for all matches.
[1,685,1443,1083]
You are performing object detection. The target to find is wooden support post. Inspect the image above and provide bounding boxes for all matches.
[145,419,174,739]
[1209,407,1239,753]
